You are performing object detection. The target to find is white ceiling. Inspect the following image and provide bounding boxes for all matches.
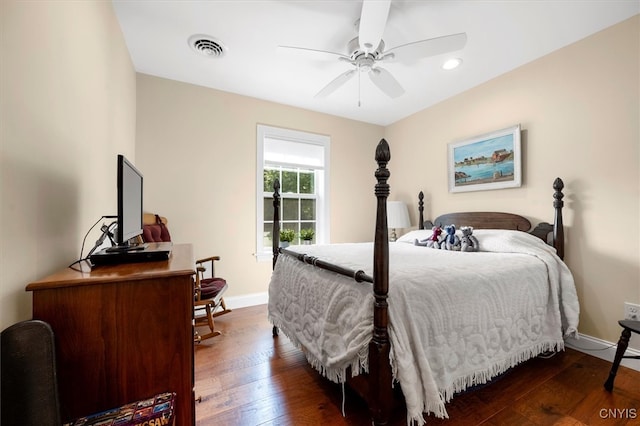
[112,1,639,126]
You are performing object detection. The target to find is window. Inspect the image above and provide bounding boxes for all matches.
[256,125,330,261]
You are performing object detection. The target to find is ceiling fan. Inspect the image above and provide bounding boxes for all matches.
[279,0,467,103]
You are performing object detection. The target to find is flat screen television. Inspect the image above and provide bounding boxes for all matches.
[111,154,144,250]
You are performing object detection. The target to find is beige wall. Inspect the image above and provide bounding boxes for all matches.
[135,75,384,299]
[0,1,136,330]
[386,15,640,346]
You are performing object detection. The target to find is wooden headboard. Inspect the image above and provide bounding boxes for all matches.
[429,211,532,231]
[416,178,565,259]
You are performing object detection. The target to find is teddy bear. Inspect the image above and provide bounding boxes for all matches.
[460,226,480,252]
[415,226,443,249]
[441,224,461,251]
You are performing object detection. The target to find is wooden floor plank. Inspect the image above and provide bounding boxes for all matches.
[195,305,640,425]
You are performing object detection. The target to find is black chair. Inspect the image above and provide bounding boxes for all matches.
[604,319,640,391]
[1,319,61,426]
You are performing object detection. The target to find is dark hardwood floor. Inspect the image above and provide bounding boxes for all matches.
[195,305,640,425]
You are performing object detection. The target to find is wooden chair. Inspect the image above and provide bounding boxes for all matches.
[604,319,640,391]
[194,256,232,343]
[141,213,231,343]
[141,213,171,243]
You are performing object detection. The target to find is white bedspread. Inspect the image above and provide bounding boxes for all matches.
[268,230,579,425]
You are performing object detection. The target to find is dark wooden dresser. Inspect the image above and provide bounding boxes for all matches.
[26,244,196,425]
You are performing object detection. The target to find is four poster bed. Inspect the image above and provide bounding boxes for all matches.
[268,139,579,425]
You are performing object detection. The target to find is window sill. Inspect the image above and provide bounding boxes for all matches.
[256,252,273,262]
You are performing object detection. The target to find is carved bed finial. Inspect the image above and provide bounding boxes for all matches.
[375,138,391,163]
[374,139,391,199]
[553,177,564,209]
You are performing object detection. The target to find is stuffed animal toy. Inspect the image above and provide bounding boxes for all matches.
[441,224,461,251]
[460,226,479,252]
[415,226,443,248]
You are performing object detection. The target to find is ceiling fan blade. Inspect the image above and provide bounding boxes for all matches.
[385,32,467,62]
[369,67,404,98]
[277,45,350,61]
[315,69,357,98]
[359,0,391,54]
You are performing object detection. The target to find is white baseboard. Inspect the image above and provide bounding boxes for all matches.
[223,292,268,310]
[565,333,640,372]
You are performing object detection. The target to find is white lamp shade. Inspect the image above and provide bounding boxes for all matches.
[387,201,411,229]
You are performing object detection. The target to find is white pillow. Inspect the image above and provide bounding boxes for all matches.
[395,229,433,243]
[471,229,550,253]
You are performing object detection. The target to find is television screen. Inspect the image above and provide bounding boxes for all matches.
[116,154,143,247]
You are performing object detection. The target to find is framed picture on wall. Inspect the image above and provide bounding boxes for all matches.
[448,124,522,193]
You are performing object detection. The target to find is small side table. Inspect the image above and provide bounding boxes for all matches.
[604,320,640,391]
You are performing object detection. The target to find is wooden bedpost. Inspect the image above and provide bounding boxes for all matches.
[369,139,393,425]
[418,191,425,230]
[272,178,281,270]
[553,177,565,260]
[272,179,281,337]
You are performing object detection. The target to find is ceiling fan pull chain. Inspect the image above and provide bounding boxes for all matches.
[358,63,361,107]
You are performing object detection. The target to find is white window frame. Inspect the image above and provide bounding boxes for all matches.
[256,125,330,262]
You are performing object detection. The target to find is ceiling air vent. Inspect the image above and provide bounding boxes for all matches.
[188,35,226,58]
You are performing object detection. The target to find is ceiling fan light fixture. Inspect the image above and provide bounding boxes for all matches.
[290,1,467,101]
[442,58,463,70]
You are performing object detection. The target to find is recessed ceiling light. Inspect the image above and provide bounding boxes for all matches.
[442,58,462,70]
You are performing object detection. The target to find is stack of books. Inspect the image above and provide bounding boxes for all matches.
[64,392,175,426]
